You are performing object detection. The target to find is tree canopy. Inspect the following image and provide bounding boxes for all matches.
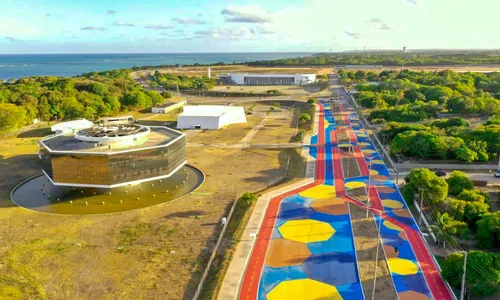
[0,70,166,134]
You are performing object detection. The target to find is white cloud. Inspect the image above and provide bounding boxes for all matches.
[113,21,134,27]
[144,24,173,30]
[171,18,206,25]
[195,26,257,40]
[81,26,107,31]
[221,5,271,23]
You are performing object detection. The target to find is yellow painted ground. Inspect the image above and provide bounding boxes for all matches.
[345,181,366,189]
[362,149,376,154]
[382,200,404,209]
[357,142,370,147]
[369,169,379,175]
[383,220,403,231]
[388,258,419,275]
[372,159,385,164]
[299,184,336,200]
[279,219,335,243]
[267,279,343,300]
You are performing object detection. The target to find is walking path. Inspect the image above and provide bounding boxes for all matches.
[220,92,454,299]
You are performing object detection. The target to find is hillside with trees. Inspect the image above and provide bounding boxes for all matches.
[0,70,166,134]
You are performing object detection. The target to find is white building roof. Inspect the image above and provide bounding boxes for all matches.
[180,105,243,117]
[50,119,94,132]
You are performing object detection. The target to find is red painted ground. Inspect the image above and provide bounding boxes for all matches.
[238,105,326,300]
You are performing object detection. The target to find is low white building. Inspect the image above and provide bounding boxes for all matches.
[50,119,94,135]
[219,73,316,86]
[152,101,186,114]
[177,105,247,130]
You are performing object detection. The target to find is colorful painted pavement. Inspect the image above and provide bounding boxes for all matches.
[238,101,454,300]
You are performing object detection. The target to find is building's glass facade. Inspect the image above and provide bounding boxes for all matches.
[40,136,187,187]
[243,76,295,86]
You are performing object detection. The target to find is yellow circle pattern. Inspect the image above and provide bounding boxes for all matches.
[382,200,404,209]
[345,181,366,189]
[279,219,336,244]
[388,258,419,275]
[267,279,343,300]
[299,184,335,200]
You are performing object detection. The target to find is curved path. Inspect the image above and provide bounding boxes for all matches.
[238,100,454,300]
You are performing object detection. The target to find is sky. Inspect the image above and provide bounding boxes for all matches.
[0,0,499,54]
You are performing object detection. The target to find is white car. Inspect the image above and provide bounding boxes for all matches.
[495,170,500,178]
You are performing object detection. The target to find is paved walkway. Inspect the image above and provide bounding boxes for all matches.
[219,81,454,300]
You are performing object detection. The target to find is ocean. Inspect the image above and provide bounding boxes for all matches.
[0,52,313,80]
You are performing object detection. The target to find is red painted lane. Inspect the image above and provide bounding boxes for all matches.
[337,103,454,300]
[238,104,327,300]
[330,130,346,198]
[353,146,370,176]
[369,189,453,300]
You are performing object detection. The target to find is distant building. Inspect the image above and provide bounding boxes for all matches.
[50,119,94,135]
[98,116,133,126]
[218,73,316,86]
[152,101,186,114]
[177,105,247,130]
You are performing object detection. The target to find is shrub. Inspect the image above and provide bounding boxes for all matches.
[307,98,318,104]
[446,171,473,196]
[239,192,258,207]
[299,113,311,123]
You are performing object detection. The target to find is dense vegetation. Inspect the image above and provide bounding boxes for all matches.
[0,70,167,134]
[441,250,500,297]
[349,70,500,122]
[404,169,497,249]
[246,51,500,66]
[150,71,216,91]
[382,118,497,163]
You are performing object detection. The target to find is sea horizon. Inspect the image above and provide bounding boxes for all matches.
[0,52,314,80]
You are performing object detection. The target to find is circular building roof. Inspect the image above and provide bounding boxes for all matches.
[75,124,150,144]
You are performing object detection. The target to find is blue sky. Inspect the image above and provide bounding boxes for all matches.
[1,0,499,53]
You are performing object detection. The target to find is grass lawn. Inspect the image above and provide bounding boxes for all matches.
[0,120,306,299]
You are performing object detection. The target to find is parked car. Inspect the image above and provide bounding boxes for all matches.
[435,171,447,177]
[494,170,500,178]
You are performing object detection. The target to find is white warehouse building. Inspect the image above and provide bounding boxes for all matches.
[219,73,316,86]
[177,105,247,130]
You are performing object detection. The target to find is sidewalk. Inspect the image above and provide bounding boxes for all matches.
[217,104,319,299]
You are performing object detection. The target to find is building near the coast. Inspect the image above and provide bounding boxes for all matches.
[218,73,316,86]
[38,124,186,188]
[177,105,246,130]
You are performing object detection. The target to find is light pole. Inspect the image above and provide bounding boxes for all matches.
[366,156,374,218]
[418,188,427,226]
[395,153,403,185]
[371,214,383,300]
[460,251,468,300]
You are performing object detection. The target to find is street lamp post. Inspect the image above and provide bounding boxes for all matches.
[366,156,374,218]
[460,251,468,300]
[395,153,403,185]
[371,214,383,300]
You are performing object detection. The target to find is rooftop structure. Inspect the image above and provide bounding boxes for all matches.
[218,73,316,86]
[50,119,94,135]
[39,125,186,188]
[177,105,246,130]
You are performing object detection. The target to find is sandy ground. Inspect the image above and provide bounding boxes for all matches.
[349,203,398,299]
[131,65,333,79]
[0,99,309,299]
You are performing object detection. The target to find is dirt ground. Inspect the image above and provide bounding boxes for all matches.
[211,85,329,97]
[131,65,333,79]
[0,114,306,299]
[349,203,397,299]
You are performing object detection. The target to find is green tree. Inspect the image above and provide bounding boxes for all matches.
[447,171,473,196]
[447,198,490,228]
[307,98,318,104]
[299,113,311,123]
[404,168,448,205]
[457,189,487,203]
[441,251,500,297]
[0,103,28,134]
[476,211,500,248]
